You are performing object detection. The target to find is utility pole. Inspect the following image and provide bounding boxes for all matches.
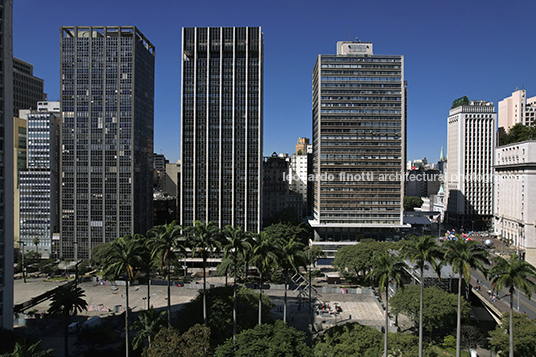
[21,242,26,283]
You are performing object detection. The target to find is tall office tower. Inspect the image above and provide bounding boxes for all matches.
[498,89,536,134]
[446,97,496,230]
[13,116,26,252]
[289,137,312,218]
[1,0,14,330]
[180,27,263,233]
[60,27,155,260]
[13,57,46,113]
[19,103,61,258]
[310,40,406,242]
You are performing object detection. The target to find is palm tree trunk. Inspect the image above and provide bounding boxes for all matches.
[203,256,207,325]
[456,276,462,357]
[147,270,151,310]
[64,312,69,357]
[419,268,424,357]
[284,271,288,323]
[233,261,237,342]
[167,260,171,326]
[384,289,389,357]
[510,290,514,357]
[126,279,130,357]
[258,270,263,326]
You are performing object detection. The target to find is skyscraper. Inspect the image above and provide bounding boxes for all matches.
[310,40,406,242]
[446,97,496,230]
[180,27,263,233]
[13,57,45,113]
[1,0,14,330]
[60,26,155,260]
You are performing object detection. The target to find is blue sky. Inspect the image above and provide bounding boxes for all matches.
[13,0,536,164]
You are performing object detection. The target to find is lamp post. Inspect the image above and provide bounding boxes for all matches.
[21,242,27,283]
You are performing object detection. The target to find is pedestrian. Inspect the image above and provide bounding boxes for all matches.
[487,289,492,296]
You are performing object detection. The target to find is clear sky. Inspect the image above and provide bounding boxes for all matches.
[13,0,536,164]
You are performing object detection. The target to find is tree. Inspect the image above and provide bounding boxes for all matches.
[489,312,536,357]
[147,221,184,326]
[145,325,212,357]
[104,234,143,357]
[0,341,54,357]
[33,237,40,255]
[250,231,280,325]
[221,225,252,342]
[131,308,166,351]
[390,285,469,339]
[262,221,310,245]
[442,238,489,357]
[404,196,424,212]
[402,235,444,357]
[187,221,223,325]
[279,237,307,323]
[367,250,409,357]
[176,285,273,346]
[500,123,536,146]
[47,285,88,357]
[90,243,114,271]
[136,235,157,310]
[306,245,326,267]
[215,320,312,357]
[488,253,536,357]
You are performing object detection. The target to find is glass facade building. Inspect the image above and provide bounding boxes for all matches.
[310,41,406,242]
[180,27,263,233]
[13,57,45,114]
[60,26,155,260]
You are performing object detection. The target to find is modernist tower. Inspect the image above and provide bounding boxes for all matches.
[60,27,155,260]
[446,98,496,230]
[1,0,14,330]
[310,40,406,242]
[180,27,263,233]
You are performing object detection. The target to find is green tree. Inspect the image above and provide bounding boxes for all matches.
[488,253,536,357]
[221,225,252,342]
[442,238,489,357]
[33,237,40,255]
[404,196,424,211]
[367,250,409,357]
[262,222,310,245]
[145,325,212,357]
[215,320,312,357]
[390,285,469,338]
[47,285,88,357]
[104,234,143,357]
[250,231,280,325]
[131,308,166,351]
[500,123,536,146]
[147,221,184,326]
[187,221,223,325]
[279,237,307,323]
[135,235,157,310]
[176,285,273,346]
[90,243,113,271]
[306,245,326,268]
[489,312,536,357]
[0,341,54,357]
[402,235,444,357]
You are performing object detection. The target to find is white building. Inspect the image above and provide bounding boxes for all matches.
[498,89,536,132]
[494,140,536,267]
[446,98,496,231]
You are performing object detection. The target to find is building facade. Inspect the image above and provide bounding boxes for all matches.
[13,57,46,114]
[1,0,14,330]
[498,89,536,133]
[60,26,155,259]
[310,40,406,242]
[446,99,496,230]
[494,140,536,267]
[180,27,263,232]
[19,104,61,259]
[289,137,312,218]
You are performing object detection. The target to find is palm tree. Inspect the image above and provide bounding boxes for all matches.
[250,231,280,325]
[33,237,40,254]
[442,238,489,357]
[147,221,183,326]
[367,250,409,357]
[4,341,54,357]
[47,284,88,357]
[488,253,536,357]
[222,225,252,342]
[131,307,166,350]
[279,237,307,323]
[104,234,143,357]
[187,221,222,325]
[137,236,156,310]
[402,235,444,357]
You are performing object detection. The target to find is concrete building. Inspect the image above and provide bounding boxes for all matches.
[309,39,406,242]
[1,0,14,330]
[289,137,312,218]
[498,89,536,133]
[446,98,496,230]
[60,27,155,260]
[494,140,536,267]
[13,57,45,114]
[13,117,27,250]
[19,103,61,259]
[180,27,263,232]
[263,153,291,225]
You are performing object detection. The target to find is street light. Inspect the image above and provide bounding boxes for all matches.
[21,241,27,283]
